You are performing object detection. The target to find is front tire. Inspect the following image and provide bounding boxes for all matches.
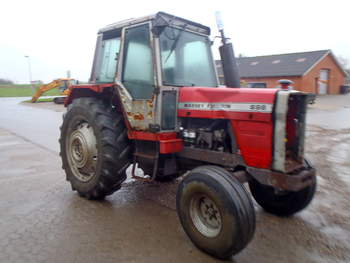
[60,97,131,200]
[176,166,256,259]
[249,176,316,216]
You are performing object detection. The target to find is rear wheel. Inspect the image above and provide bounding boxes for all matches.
[176,166,256,259]
[249,176,316,216]
[60,97,131,200]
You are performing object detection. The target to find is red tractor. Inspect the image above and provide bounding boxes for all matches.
[60,12,316,259]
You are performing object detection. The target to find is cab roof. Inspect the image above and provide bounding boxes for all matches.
[98,12,211,36]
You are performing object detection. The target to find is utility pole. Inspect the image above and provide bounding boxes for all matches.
[24,55,34,91]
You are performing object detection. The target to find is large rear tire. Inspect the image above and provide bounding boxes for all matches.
[60,97,131,200]
[176,166,256,259]
[249,177,316,216]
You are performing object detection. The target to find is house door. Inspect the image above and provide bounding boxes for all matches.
[318,69,329,94]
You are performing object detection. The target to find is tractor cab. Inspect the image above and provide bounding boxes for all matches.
[89,12,218,132]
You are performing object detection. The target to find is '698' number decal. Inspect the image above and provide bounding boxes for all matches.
[249,104,267,111]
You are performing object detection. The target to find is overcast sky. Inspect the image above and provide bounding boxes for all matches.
[1,0,349,83]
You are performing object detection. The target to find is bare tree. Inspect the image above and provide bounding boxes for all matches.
[337,55,350,78]
[337,55,349,69]
[0,78,14,85]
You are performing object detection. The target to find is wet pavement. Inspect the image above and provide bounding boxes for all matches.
[0,96,349,262]
[0,97,62,153]
[307,95,350,129]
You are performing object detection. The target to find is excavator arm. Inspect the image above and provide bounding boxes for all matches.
[31,79,73,103]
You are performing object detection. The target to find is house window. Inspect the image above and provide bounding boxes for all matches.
[248,82,267,88]
[296,58,306,62]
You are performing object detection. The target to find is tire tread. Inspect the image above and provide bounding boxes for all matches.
[60,97,131,200]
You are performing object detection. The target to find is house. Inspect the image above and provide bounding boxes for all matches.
[216,50,348,94]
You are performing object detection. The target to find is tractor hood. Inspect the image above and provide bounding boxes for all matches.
[178,86,278,121]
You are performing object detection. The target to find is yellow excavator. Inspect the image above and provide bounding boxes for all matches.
[31,78,75,103]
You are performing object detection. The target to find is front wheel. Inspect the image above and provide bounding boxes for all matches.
[176,166,256,259]
[249,176,316,216]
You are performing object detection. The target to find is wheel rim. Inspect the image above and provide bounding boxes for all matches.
[189,194,222,238]
[67,121,97,182]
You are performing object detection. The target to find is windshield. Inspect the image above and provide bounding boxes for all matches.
[159,27,218,87]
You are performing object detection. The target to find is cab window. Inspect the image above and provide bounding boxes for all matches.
[97,37,120,83]
[122,24,154,99]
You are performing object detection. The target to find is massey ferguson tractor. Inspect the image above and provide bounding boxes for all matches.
[59,12,317,259]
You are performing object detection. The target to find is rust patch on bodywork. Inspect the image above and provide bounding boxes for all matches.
[117,83,155,131]
[126,111,145,121]
[133,113,145,121]
[247,166,316,192]
[147,99,154,108]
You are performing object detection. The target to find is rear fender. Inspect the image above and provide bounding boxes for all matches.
[64,84,115,107]
[65,84,133,132]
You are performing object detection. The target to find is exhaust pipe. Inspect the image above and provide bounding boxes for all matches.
[216,12,240,88]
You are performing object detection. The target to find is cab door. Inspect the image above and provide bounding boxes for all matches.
[116,23,157,131]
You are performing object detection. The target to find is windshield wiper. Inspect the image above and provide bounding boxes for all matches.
[164,24,187,64]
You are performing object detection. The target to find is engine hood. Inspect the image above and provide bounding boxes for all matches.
[178,86,278,120]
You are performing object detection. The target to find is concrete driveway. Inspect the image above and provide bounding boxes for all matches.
[0,96,349,263]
